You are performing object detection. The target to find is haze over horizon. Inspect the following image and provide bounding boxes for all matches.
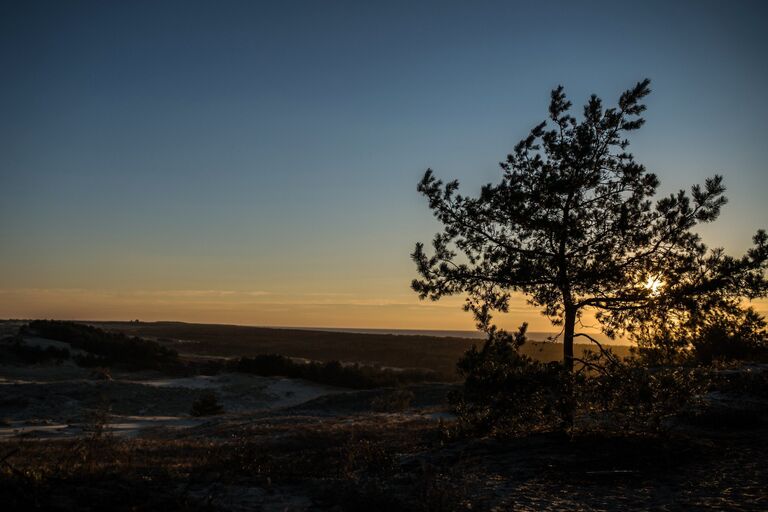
[2,1,767,331]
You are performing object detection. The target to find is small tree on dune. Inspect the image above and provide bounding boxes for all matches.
[412,79,768,372]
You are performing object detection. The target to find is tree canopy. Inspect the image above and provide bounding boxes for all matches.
[412,79,768,371]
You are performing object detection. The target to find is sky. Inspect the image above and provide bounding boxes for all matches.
[1,0,767,332]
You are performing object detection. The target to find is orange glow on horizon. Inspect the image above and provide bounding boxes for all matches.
[2,288,766,335]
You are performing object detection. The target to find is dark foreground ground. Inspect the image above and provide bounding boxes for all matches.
[0,321,764,511]
[2,384,766,512]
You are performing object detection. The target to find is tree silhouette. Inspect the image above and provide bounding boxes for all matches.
[412,79,768,371]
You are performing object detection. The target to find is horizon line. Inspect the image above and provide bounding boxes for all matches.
[2,318,630,344]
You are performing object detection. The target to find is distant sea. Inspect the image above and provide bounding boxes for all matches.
[293,326,626,344]
[300,327,487,339]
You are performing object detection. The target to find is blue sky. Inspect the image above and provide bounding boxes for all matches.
[1,0,766,329]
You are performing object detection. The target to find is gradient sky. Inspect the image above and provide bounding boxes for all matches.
[1,0,767,331]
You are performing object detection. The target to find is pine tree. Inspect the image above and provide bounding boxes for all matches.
[412,79,768,371]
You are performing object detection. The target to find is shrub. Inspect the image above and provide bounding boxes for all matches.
[89,367,113,381]
[691,308,767,364]
[371,389,415,412]
[630,304,768,365]
[452,325,708,437]
[576,353,708,433]
[452,326,570,436]
[190,392,224,417]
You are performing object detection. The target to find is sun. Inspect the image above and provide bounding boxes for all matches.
[644,275,665,296]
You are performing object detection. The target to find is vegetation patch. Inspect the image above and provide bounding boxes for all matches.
[231,353,444,389]
[3,338,71,365]
[20,320,180,371]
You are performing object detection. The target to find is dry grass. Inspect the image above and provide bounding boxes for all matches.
[2,413,766,511]
[0,415,451,511]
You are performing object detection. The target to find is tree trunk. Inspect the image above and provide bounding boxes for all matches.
[561,304,577,431]
[563,305,576,373]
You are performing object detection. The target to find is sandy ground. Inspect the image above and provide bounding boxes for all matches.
[0,333,453,441]
[0,361,349,439]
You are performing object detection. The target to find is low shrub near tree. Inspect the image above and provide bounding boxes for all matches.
[451,325,712,437]
[452,326,569,436]
[690,308,767,364]
[630,303,768,365]
[575,353,708,433]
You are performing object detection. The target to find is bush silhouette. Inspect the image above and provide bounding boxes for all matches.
[190,392,224,417]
